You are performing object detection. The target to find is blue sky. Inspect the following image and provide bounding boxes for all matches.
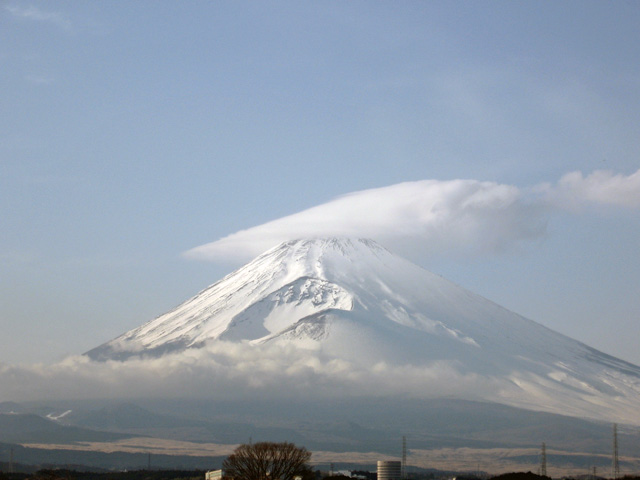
[1,1,639,366]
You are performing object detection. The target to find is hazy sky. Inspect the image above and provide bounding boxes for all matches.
[2,1,639,367]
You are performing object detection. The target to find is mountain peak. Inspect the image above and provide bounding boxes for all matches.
[265,237,389,263]
[87,237,640,424]
[278,237,386,251]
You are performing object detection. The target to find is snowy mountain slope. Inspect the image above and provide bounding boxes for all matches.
[87,238,640,424]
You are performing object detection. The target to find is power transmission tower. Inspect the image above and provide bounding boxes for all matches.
[402,436,407,479]
[540,442,547,477]
[612,423,620,479]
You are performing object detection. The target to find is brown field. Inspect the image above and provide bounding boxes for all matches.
[22,438,640,477]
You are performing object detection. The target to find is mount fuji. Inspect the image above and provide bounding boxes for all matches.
[87,238,640,425]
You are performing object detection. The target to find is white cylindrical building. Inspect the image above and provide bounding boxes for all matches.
[377,461,402,480]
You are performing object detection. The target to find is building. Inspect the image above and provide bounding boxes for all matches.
[377,461,402,480]
[205,470,225,480]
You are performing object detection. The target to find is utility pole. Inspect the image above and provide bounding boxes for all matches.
[612,423,620,479]
[402,436,407,479]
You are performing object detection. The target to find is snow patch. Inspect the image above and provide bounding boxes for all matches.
[46,409,72,421]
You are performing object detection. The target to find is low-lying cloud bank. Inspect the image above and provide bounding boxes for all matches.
[0,342,494,403]
[3,341,639,424]
[184,168,640,263]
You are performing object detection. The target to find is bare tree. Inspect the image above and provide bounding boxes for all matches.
[222,442,312,480]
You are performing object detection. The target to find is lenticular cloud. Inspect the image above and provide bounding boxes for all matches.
[184,179,547,263]
[184,169,640,264]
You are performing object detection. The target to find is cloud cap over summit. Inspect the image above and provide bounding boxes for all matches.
[184,170,640,264]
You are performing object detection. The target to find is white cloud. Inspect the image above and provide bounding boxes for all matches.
[26,74,55,85]
[548,169,640,210]
[2,343,635,423]
[0,343,500,403]
[184,179,548,263]
[184,169,640,264]
[5,4,72,31]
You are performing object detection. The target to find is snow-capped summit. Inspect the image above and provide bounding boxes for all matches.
[87,237,640,424]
